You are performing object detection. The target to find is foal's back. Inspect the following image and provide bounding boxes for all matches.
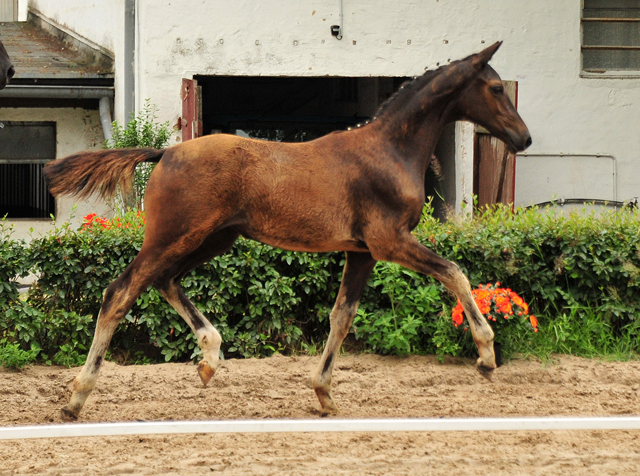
[146,130,393,253]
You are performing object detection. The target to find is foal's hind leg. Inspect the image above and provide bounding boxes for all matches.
[155,227,240,386]
[313,251,376,414]
[158,281,222,385]
[61,249,167,420]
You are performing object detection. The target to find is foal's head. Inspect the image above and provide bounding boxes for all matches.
[453,42,531,152]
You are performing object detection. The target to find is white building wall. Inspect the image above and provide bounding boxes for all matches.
[27,0,640,207]
[28,0,120,54]
[1,108,111,240]
[28,0,126,120]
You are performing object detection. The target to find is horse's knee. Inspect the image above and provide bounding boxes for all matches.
[440,262,470,293]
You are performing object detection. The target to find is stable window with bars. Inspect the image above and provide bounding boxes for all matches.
[0,122,56,219]
[582,0,640,73]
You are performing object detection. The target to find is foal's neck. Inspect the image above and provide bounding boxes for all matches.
[379,97,458,174]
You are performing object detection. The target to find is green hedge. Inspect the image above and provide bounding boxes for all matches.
[2,206,640,367]
[0,219,26,309]
[425,206,640,323]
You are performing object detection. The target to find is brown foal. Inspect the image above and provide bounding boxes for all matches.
[45,41,531,420]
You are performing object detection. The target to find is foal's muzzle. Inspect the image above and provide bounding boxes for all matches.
[505,129,532,153]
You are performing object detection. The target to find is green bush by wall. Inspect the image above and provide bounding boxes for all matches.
[2,205,640,368]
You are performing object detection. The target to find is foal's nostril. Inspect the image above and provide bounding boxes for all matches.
[525,136,532,148]
[7,65,15,79]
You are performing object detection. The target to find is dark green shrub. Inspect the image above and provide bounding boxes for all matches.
[420,205,640,321]
[416,205,640,360]
[2,205,640,366]
[354,263,444,356]
[0,339,40,369]
[19,211,342,362]
[0,219,27,309]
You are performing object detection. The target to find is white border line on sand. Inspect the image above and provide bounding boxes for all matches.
[2,417,640,440]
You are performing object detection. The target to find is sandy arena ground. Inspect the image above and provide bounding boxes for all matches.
[1,353,640,475]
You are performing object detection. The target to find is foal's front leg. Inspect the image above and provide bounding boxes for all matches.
[374,233,497,370]
[313,251,376,414]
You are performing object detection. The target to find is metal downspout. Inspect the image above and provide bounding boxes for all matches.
[99,96,113,145]
[0,85,115,145]
[124,0,135,121]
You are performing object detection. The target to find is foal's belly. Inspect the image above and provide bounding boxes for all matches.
[239,227,368,254]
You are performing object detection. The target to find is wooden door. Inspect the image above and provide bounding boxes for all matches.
[180,78,203,142]
[473,80,518,209]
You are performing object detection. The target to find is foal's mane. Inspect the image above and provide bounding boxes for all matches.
[374,69,443,119]
[373,54,474,122]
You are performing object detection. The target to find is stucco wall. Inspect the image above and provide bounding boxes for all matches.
[28,0,119,54]
[26,0,640,207]
[28,0,125,119]
[0,107,110,240]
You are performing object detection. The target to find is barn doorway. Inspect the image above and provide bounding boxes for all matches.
[194,76,400,139]
[184,76,458,220]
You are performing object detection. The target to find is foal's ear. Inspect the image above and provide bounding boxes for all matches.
[471,41,502,70]
[424,41,503,101]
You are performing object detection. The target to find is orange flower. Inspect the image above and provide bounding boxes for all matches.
[451,282,537,335]
[510,293,524,306]
[500,304,511,314]
[452,306,464,327]
[475,289,490,301]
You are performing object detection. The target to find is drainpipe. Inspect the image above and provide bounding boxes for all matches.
[124,0,135,121]
[0,85,114,99]
[99,96,113,145]
[0,85,115,144]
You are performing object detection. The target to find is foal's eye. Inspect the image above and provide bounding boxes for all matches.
[491,85,504,95]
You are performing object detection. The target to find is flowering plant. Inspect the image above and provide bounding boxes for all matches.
[81,211,145,231]
[451,282,538,333]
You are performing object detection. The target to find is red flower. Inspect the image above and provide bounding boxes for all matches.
[80,211,146,232]
[452,306,464,327]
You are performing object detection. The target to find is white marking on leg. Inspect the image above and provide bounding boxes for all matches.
[313,298,358,412]
[161,289,222,370]
[444,268,496,368]
[64,310,121,418]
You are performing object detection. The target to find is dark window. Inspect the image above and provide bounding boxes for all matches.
[0,122,56,218]
[582,0,640,72]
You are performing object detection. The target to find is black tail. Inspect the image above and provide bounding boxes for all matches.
[44,148,164,200]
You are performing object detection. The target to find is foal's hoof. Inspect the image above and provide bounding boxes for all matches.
[320,404,339,417]
[197,361,215,386]
[314,388,339,416]
[60,407,78,422]
[476,357,497,379]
